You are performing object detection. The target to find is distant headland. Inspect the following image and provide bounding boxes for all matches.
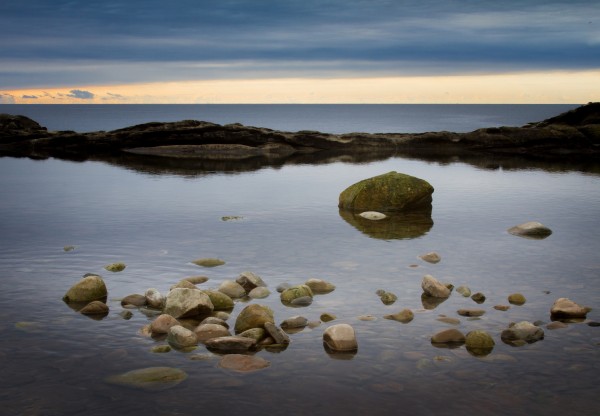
[1,103,598,169]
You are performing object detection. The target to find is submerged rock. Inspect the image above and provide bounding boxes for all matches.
[191,258,225,267]
[431,328,466,346]
[358,211,387,220]
[338,171,434,213]
[384,309,414,323]
[323,324,358,352]
[507,221,552,239]
[305,278,336,294]
[219,354,270,372]
[183,276,209,284]
[63,275,107,304]
[457,308,486,317]
[501,321,544,346]
[339,209,434,240]
[419,252,441,264]
[79,300,109,315]
[205,336,257,353]
[105,367,187,391]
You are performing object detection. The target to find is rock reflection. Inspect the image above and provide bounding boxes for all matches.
[339,208,433,240]
[323,344,357,360]
[421,293,448,310]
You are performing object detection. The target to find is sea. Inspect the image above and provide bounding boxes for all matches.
[0,104,598,416]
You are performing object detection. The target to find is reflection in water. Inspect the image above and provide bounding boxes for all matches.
[338,208,433,240]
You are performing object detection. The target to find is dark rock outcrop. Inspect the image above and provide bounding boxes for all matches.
[1,103,598,170]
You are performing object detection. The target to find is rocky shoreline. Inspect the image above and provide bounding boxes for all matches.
[1,103,599,167]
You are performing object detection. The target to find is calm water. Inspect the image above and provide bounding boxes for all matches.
[0,105,598,416]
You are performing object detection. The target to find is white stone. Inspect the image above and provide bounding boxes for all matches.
[323,324,358,352]
[145,288,165,309]
[359,211,387,220]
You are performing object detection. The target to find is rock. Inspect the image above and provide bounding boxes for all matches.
[145,288,165,309]
[380,292,398,305]
[290,296,313,307]
[501,321,544,345]
[238,328,266,342]
[320,313,337,322]
[508,293,526,305]
[323,324,358,352]
[63,245,75,252]
[194,324,231,343]
[421,275,451,298]
[338,171,434,213]
[456,286,471,297]
[304,278,336,294]
[170,280,198,290]
[205,336,257,353]
[419,252,441,264]
[431,329,466,345]
[494,305,511,311]
[202,290,234,310]
[550,297,591,320]
[280,285,314,304]
[105,367,187,391]
[104,262,126,272]
[200,317,229,328]
[507,221,552,239]
[121,294,147,307]
[358,211,387,220]
[234,304,275,334]
[436,316,460,325]
[248,287,271,299]
[471,292,486,304]
[276,283,292,293]
[183,276,209,284]
[167,325,198,348]
[150,314,180,334]
[236,271,267,292]
[119,310,133,320]
[62,275,107,303]
[218,280,247,298]
[221,216,244,221]
[151,345,171,353]
[79,300,109,315]
[384,309,414,323]
[264,322,291,345]
[457,308,486,317]
[281,316,308,329]
[219,354,270,372]
[465,330,495,356]
[191,258,225,267]
[164,288,214,319]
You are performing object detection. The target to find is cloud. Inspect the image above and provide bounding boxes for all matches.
[0,93,16,104]
[22,94,38,99]
[66,89,95,99]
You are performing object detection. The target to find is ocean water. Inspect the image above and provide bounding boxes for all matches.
[0,104,598,416]
[0,103,579,133]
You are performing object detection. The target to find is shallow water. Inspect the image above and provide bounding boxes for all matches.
[0,153,598,415]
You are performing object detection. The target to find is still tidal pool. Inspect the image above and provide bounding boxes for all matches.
[0,155,598,416]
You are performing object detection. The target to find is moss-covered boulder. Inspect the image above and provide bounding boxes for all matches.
[62,275,107,303]
[234,304,275,334]
[338,171,434,213]
[105,367,187,391]
[280,285,314,304]
[465,330,495,356]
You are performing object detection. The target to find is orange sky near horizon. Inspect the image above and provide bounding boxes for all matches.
[2,70,599,104]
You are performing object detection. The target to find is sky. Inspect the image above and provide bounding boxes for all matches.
[0,0,598,104]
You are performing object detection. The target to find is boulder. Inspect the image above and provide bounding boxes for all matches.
[501,321,544,345]
[145,288,165,309]
[62,275,107,304]
[323,324,358,353]
[150,314,180,334]
[164,288,214,319]
[167,325,198,348]
[338,171,434,213]
[419,252,441,264]
[304,278,336,294]
[105,367,187,391]
[264,322,291,345]
[421,275,451,298]
[431,328,466,346]
[550,297,591,320]
[205,336,257,353]
[384,309,414,323]
[236,271,267,292]
[280,285,314,304]
[121,294,147,307]
[218,280,247,298]
[234,304,275,334]
[79,300,109,315]
[194,323,231,343]
[465,330,495,356]
[507,221,552,239]
[201,290,234,310]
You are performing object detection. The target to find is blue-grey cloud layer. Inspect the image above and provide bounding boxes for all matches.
[1,0,598,88]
